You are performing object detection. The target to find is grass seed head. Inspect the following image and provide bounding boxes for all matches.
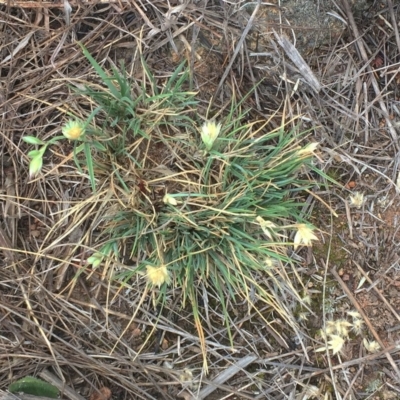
[297,311,309,321]
[179,368,193,384]
[327,334,345,355]
[325,320,336,335]
[349,192,365,209]
[294,224,318,249]
[318,329,327,341]
[335,319,352,337]
[62,120,85,140]
[301,294,312,305]
[146,265,170,288]
[363,338,381,353]
[200,121,221,151]
[302,385,320,399]
[163,193,178,206]
[347,310,361,319]
[87,253,104,268]
[29,155,43,178]
[315,333,345,355]
[352,318,364,335]
[264,257,279,270]
[297,142,319,157]
[256,216,277,240]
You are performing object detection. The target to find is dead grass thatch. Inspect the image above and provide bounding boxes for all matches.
[2,0,400,399]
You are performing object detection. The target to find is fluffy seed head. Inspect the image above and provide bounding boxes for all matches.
[163,193,178,206]
[200,121,221,151]
[297,142,319,156]
[146,265,171,288]
[363,338,381,353]
[62,120,85,140]
[327,334,345,355]
[352,318,364,335]
[349,192,365,209]
[294,224,318,249]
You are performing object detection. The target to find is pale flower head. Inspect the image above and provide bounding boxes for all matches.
[335,319,353,337]
[363,338,381,353]
[264,257,278,268]
[163,193,178,206]
[352,318,364,335]
[327,334,345,355]
[347,310,361,319]
[256,216,276,240]
[294,224,318,250]
[318,329,327,341]
[62,120,85,140]
[301,385,320,399]
[179,368,193,384]
[347,311,364,335]
[297,142,319,157]
[200,121,222,151]
[297,311,309,322]
[325,320,336,336]
[325,319,352,337]
[349,192,365,209]
[315,334,345,355]
[301,294,312,306]
[146,265,171,288]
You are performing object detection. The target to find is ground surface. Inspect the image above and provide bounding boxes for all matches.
[1,0,400,399]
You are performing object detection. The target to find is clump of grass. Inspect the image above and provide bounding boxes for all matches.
[88,93,321,364]
[23,43,196,192]
[22,44,324,368]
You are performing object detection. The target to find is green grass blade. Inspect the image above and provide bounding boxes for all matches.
[78,42,120,99]
[83,142,96,192]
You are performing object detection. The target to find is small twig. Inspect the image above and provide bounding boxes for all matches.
[213,0,261,101]
[51,30,70,69]
[0,226,15,262]
[0,32,33,65]
[272,31,321,93]
[179,34,201,61]
[344,199,353,240]
[342,366,364,400]
[332,266,400,380]
[197,354,258,399]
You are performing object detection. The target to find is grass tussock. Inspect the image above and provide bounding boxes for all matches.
[21,43,323,369]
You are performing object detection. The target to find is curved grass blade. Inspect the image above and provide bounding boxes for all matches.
[78,42,120,99]
[84,141,96,192]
